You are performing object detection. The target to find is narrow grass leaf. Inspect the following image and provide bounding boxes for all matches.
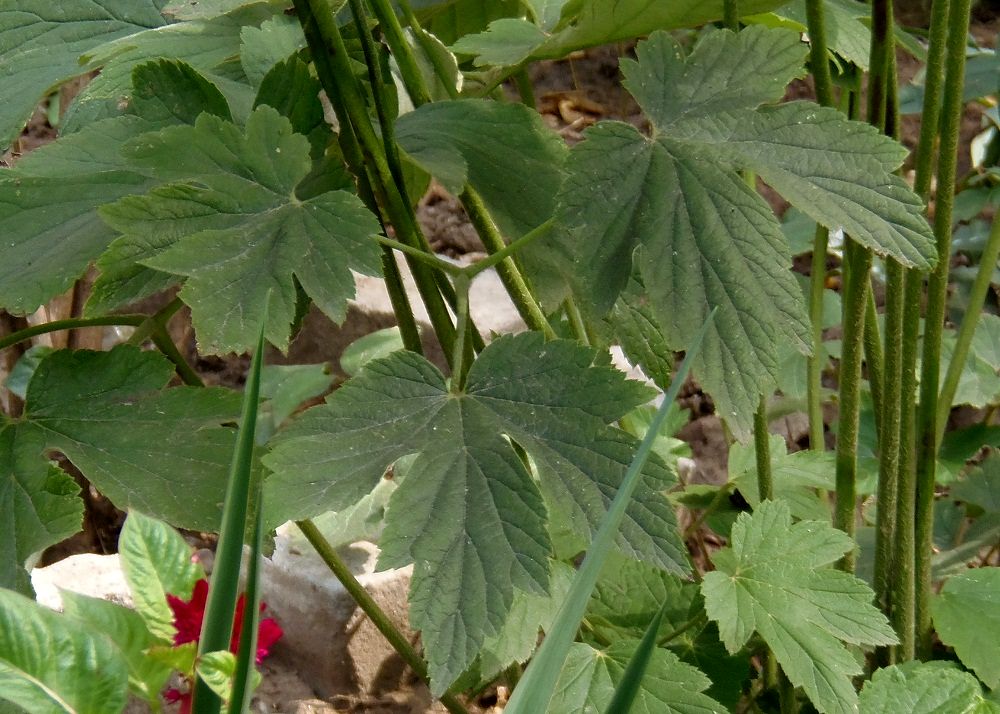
[192,314,266,713]
[604,596,671,714]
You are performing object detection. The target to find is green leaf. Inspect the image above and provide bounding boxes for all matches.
[932,568,1000,688]
[536,0,789,59]
[61,591,172,704]
[952,452,1000,514]
[395,99,566,238]
[860,661,995,714]
[608,276,674,392]
[587,555,698,642]
[728,434,835,521]
[3,346,54,401]
[339,328,405,377]
[0,0,166,149]
[265,333,687,691]
[103,106,381,353]
[0,59,230,315]
[0,427,82,596]
[259,364,334,431]
[119,511,202,642]
[64,8,263,131]
[478,561,575,682]
[0,589,128,713]
[763,0,872,69]
[548,641,726,714]
[450,19,547,67]
[556,28,935,438]
[19,346,241,530]
[240,14,305,87]
[702,500,897,714]
[253,55,329,159]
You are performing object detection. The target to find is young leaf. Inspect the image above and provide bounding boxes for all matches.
[14,346,242,531]
[0,589,129,713]
[0,0,165,149]
[61,591,173,704]
[859,661,998,714]
[119,511,203,643]
[102,106,381,353]
[555,27,935,437]
[932,568,1000,688]
[0,428,82,596]
[702,500,897,714]
[548,641,726,714]
[264,332,687,691]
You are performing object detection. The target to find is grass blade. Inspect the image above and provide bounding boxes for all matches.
[604,598,672,714]
[504,308,716,714]
[192,316,267,714]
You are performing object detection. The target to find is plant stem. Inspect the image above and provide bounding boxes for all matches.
[864,289,884,439]
[513,68,536,108]
[296,519,471,714]
[656,611,707,647]
[804,0,836,451]
[807,224,829,450]
[937,212,1000,436]
[723,0,740,30]
[460,189,556,337]
[365,0,433,107]
[754,397,773,501]
[0,314,147,351]
[915,0,973,658]
[835,239,872,568]
[892,0,953,662]
[449,275,473,392]
[294,0,458,361]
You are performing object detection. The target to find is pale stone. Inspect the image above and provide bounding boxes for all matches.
[30,553,132,611]
[261,524,414,700]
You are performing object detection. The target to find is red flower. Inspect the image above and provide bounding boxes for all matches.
[163,687,192,714]
[163,578,284,710]
[166,578,283,662]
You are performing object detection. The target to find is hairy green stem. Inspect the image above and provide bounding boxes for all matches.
[937,212,1000,436]
[835,240,872,568]
[723,0,740,30]
[514,68,536,108]
[397,0,461,101]
[807,225,829,450]
[296,520,471,714]
[294,0,457,360]
[892,0,953,661]
[915,0,973,658]
[449,275,473,392]
[460,190,556,337]
[754,397,773,501]
[365,0,432,107]
[864,289,884,439]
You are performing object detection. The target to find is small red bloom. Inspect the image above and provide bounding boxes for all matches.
[163,578,284,709]
[166,578,282,661]
[164,687,192,714]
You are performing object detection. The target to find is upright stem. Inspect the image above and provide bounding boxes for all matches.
[894,0,953,661]
[804,0,836,450]
[460,189,556,338]
[864,290,885,439]
[754,397,773,501]
[365,0,432,107]
[293,0,458,360]
[296,520,471,714]
[835,240,872,568]
[915,0,973,658]
[723,0,740,30]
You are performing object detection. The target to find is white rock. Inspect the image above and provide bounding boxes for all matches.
[261,523,413,699]
[30,553,132,611]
